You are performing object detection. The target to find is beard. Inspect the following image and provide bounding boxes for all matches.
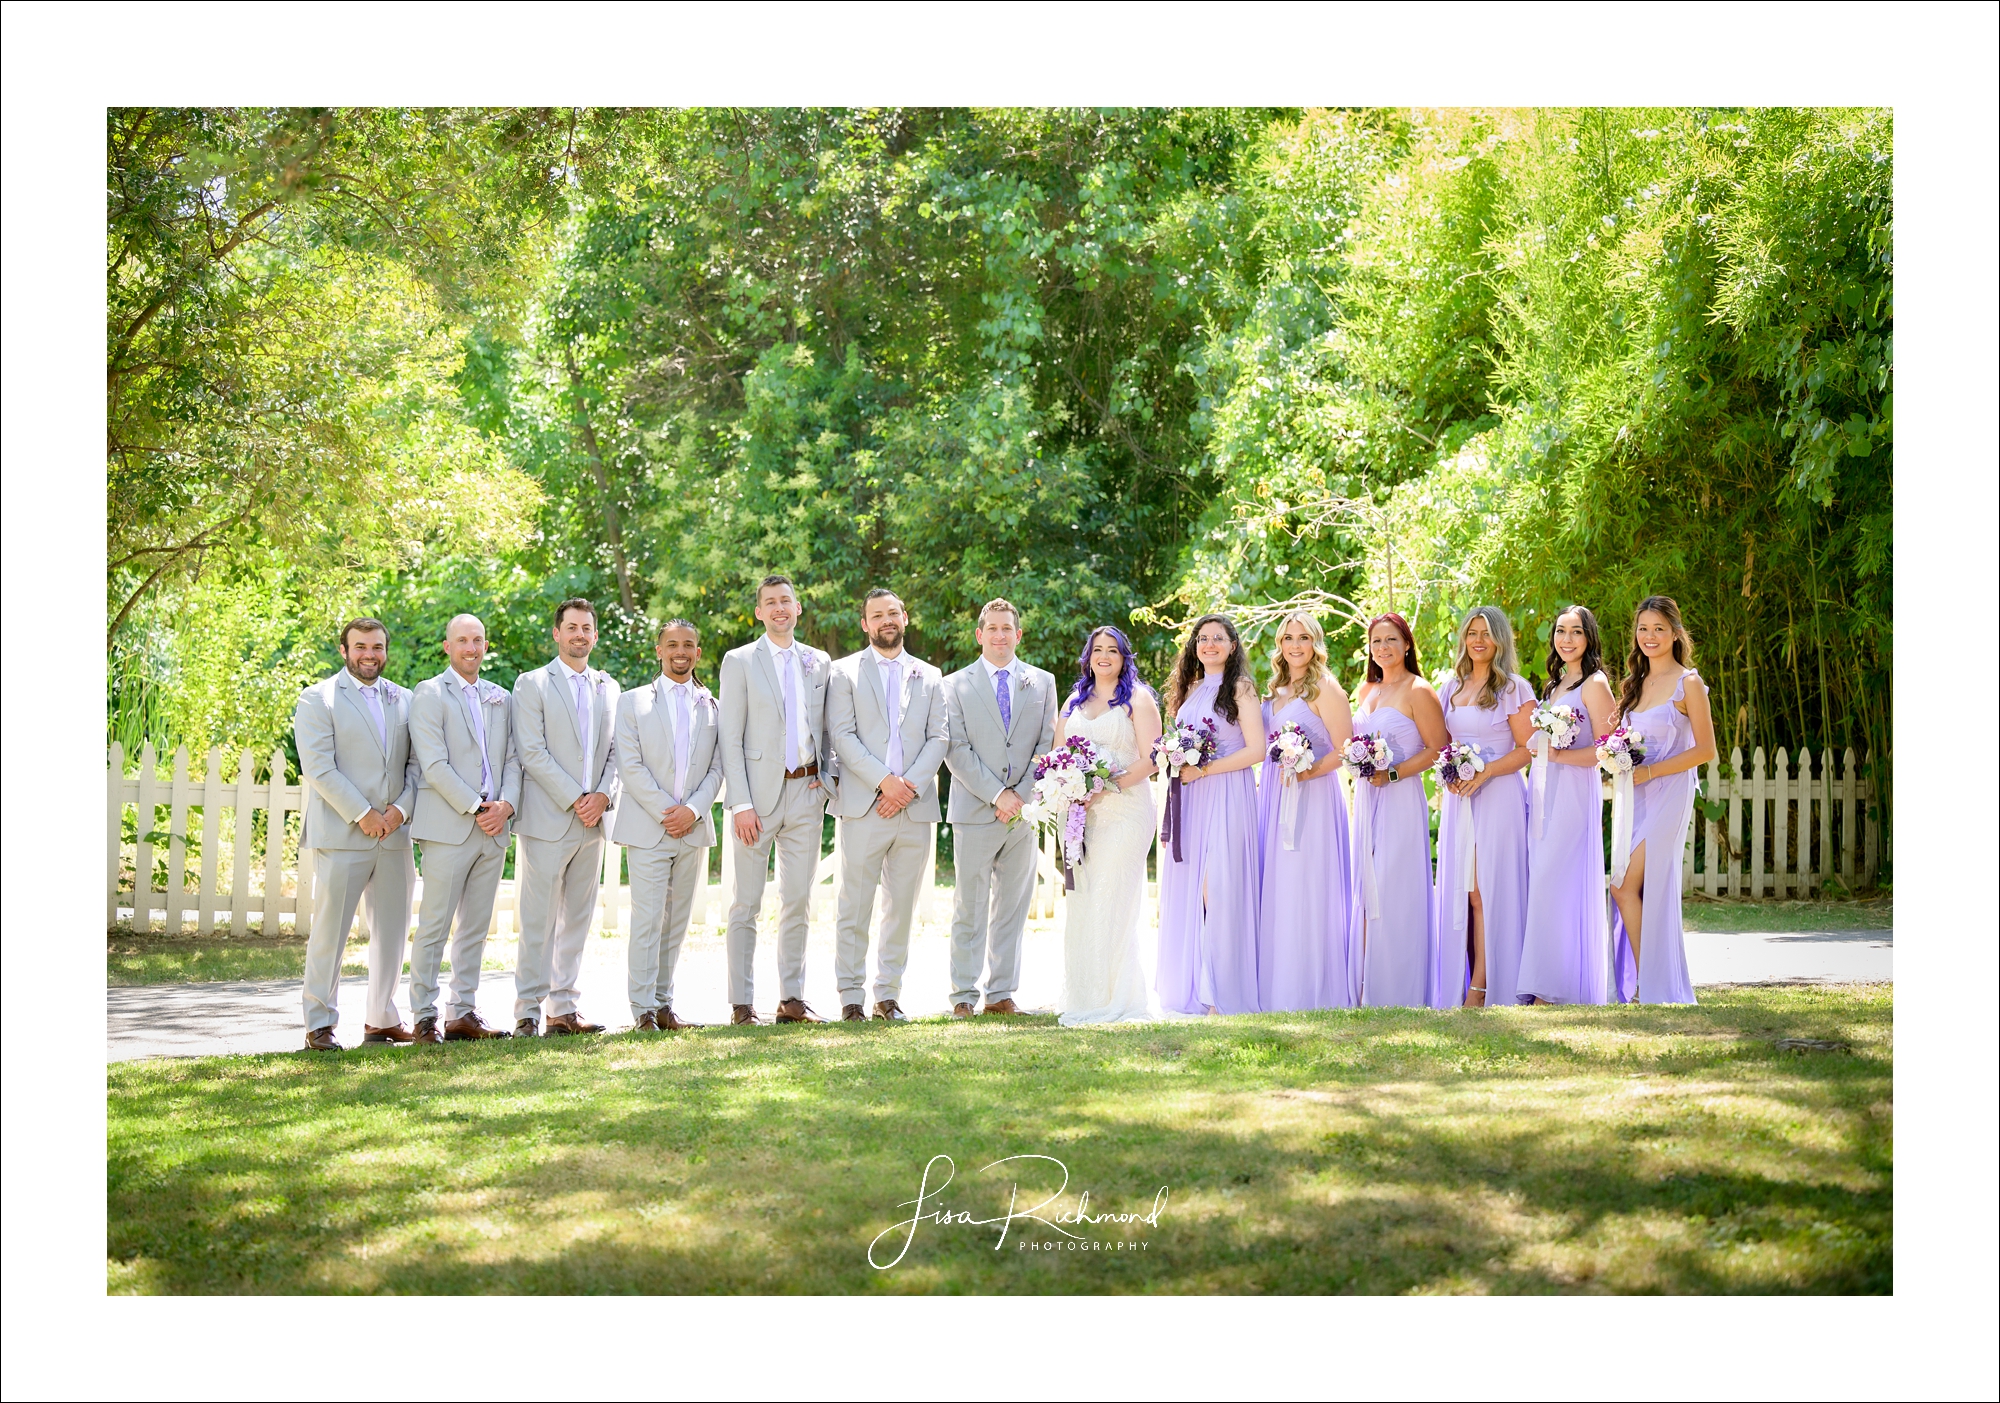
[869,623,904,651]
[347,656,384,681]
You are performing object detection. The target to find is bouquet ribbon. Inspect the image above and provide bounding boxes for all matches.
[1353,777,1381,921]
[1609,769,1636,887]
[1447,785,1476,939]
[1279,770,1302,852]
[1161,773,1186,862]
[1530,731,1551,839]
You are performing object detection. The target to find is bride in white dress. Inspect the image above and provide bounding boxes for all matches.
[1055,627,1164,1026]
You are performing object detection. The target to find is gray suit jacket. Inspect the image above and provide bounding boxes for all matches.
[826,648,949,822]
[943,659,1059,825]
[719,636,834,816]
[408,668,522,849]
[511,658,623,842]
[611,678,724,851]
[293,669,420,852]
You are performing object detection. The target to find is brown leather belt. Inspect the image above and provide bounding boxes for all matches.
[783,762,819,780]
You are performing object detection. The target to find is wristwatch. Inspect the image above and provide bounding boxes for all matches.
[1387,767,1400,783]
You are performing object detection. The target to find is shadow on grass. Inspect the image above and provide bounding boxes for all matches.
[108,988,1891,1294]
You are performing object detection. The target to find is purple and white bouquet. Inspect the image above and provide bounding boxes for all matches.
[1530,702,1584,750]
[1266,721,1317,781]
[1595,726,1647,780]
[1153,715,1218,778]
[1434,741,1486,788]
[1267,720,1318,851]
[1020,735,1119,884]
[1341,734,1393,780]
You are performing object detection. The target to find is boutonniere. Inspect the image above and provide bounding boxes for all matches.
[379,679,401,703]
[593,674,610,694]
[798,650,819,676]
[481,682,506,706]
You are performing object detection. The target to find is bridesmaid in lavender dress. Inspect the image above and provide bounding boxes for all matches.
[1518,606,1617,1005]
[1607,595,1717,1005]
[1435,608,1536,1007]
[1255,612,1359,1010]
[1157,613,1265,1015]
[1350,613,1451,1009]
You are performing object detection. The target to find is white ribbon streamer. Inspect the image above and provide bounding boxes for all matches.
[1609,768,1635,886]
[1530,730,1551,839]
[1279,771,1302,851]
[1354,777,1381,920]
[1449,789,1475,937]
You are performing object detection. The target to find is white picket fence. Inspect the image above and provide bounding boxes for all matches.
[107,741,1880,937]
[108,743,1077,939]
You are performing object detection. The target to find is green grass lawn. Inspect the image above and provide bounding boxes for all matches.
[107,984,1890,1294]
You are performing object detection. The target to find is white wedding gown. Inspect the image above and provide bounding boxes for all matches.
[1057,705,1159,1026]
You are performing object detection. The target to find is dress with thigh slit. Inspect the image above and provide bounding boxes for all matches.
[1435,675,1534,1005]
[1610,671,1702,1005]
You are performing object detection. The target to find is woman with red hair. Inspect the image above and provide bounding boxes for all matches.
[1349,613,1452,1008]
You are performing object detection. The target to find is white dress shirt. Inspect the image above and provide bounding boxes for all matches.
[979,654,1019,719]
[558,658,595,789]
[760,634,815,766]
[355,676,390,752]
[874,648,906,774]
[657,675,696,802]
[455,672,493,799]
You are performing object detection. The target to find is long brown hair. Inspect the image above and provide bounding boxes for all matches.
[1615,595,1694,719]
[1542,604,1606,699]
[1167,613,1247,726]
[1449,606,1523,709]
[1364,612,1420,684]
[1267,611,1331,705]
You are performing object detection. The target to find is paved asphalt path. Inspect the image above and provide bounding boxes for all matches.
[107,920,1892,1063]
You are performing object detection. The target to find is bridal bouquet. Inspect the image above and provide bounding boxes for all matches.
[1595,726,1647,779]
[1530,702,1584,750]
[1019,736,1119,887]
[1340,734,1393,780]
[1154,715,1218,863]
[1434,741,1486,788]
[1266,721,1318,851]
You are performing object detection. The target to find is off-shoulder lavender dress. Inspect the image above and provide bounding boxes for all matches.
[1256,696,1360,1009]
[1156,674,1262,1015]
[1435,675,1534,1006]
[1611,670,1702,1005]
[1517,675,1611,1005]
[1351,704,1449,1008]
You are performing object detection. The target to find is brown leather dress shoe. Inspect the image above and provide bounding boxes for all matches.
[842,1003,867,1022]
[543,1012,604,1036]
[412,1015,444,1045]
[657,1006,706,1030]
[774,998,825,1024]
[979,997,1021,1015]
[364,1023,415,1044]
[515,1017,539,1038]
[952,1002,975,1018]
[632,1010,659,1031]
[304,1027,342,1052]
[731,1004,763,1025]
[872,1000,909,1022]
[444,1011,510,1040]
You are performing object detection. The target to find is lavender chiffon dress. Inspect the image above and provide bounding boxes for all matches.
[1157,674,1262,1015]
[1611,671,1703,1005]
[1517,676,1610,1005]
[1256,698,1360,1010]
[1351,705,1449,1009]
[1435,676,1534,1006]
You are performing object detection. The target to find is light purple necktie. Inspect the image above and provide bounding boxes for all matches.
[571,671,591,773]
[781,649,800,772]
[360,683,387,751]
[995,665,1012,732]
[881,657,904,774]
[460,680,492,798]
[667,680,691,801]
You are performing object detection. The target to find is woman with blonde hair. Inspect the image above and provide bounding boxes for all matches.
[1608,595,1716,1005]
[1254,612,1360,1009]
[1435,606,1536,1007]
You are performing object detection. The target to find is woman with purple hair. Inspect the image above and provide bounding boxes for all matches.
[1052,626,1162,1025]
[1157,614,1265,1015]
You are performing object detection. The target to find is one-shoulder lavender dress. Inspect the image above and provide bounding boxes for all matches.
[1610,670,1703,1005]
[1255,697,1360,1009]
[1351,705,1449,1009]
[1435,675,1534,1006]
[1156,674,1262,1014]
[1517,676,1610,1004]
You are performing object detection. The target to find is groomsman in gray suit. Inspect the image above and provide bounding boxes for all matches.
[406,613,520,1043]
[510,598,622,1037]
[719,574,835,1025]
[613,619,723,1031]
[826,588,949,1022]
[292,618,421,1051]
[942,598,1058,1016]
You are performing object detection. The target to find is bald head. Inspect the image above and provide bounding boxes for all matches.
[442,613,488,682]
